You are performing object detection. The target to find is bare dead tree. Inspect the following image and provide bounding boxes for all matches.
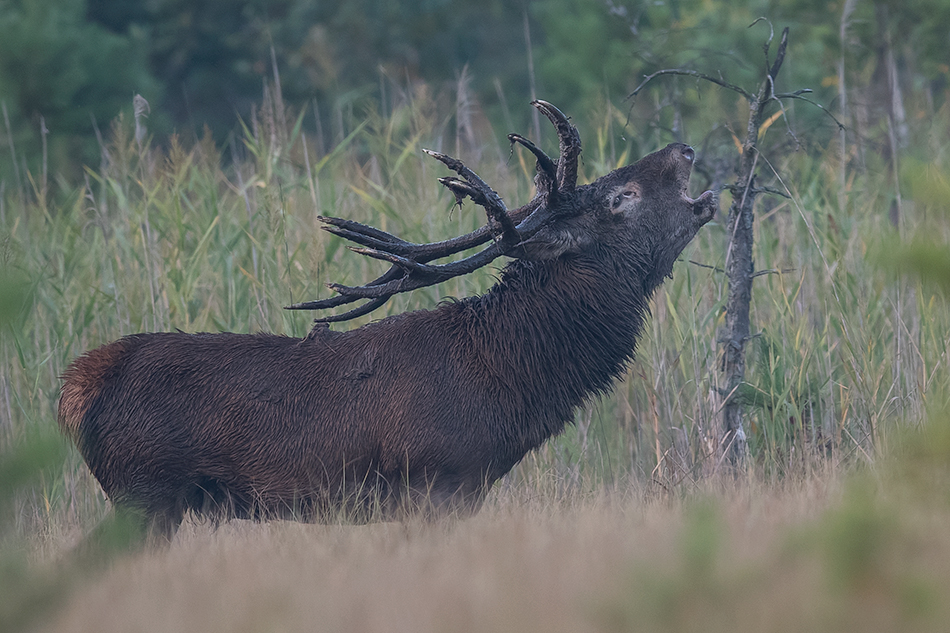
[628,25,843,470]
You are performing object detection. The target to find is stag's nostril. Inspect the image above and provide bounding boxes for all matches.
[681,146,695,163]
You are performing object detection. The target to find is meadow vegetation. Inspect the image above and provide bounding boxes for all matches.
[1,81,950,631]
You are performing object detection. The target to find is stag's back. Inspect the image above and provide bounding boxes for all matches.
[57,312,512,521]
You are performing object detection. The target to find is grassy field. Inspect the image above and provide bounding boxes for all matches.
[2,89,950,631]
[23,454,950,633]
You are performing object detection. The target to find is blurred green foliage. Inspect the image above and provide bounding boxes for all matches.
[0,268,30,326]
[0,0,157,171]
[1,221,148,632]
[1,0,948,184]
[0,429,145,632]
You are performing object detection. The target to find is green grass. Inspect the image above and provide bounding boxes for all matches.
[2,90,950,631]
[4,90,950,501]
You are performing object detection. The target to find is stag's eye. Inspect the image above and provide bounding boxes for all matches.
[612,189,638,209]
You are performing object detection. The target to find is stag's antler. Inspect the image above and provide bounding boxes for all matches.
[286,100,581,323]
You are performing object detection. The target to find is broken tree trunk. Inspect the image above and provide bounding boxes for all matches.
[720,29,790,468]
[628,26,843,472]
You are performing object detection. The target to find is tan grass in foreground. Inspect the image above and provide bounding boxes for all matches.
[39,469,950,633]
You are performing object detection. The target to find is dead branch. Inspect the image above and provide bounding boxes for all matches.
[626,25,830,472]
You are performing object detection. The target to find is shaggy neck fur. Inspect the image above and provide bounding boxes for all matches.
[451,243,659,463]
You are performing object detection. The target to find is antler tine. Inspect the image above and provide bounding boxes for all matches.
[288,102,580,322]
[438,177,523,252]
[437,176,495,212]
[327,240,508,300]
[317,215,402,244]
[318,199,539,261]
[312,295,391,323]
[347,247,445,274]
[507,133,557,184]
[322,225,404,252]
[531,100,581,193]
[424,149,521,249]
[285,265,403,311]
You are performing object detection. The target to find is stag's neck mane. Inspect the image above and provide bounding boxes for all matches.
[453,247,656,441]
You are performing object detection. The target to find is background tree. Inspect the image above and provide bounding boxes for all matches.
[0,0,156,181]
[0,0,947,196]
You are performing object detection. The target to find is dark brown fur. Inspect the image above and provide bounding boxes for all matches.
[59,142,716,537]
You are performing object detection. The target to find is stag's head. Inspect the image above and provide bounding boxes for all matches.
[603,142,717,249]
[290,101,717,322]
[520,142,717,287]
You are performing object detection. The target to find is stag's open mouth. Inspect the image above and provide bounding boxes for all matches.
[676,144,716,224]
[690,190,718,223]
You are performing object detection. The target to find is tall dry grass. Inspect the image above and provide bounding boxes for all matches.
[42,486,838,633]
[39,457,950,633]
[1,84,950,631]
[2,85,948,514]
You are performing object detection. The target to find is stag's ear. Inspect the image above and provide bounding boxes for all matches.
[517,216,596,260]
[518,227,580,260]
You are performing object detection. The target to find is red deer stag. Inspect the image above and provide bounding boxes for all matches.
[59,101,717,538]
